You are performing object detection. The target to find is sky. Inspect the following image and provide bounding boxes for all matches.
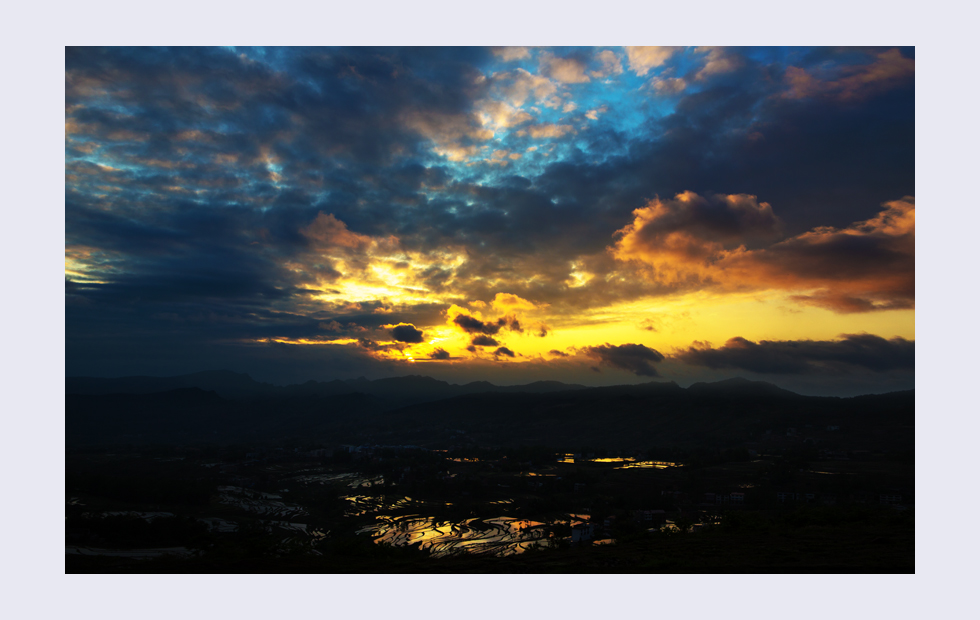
[65,46,915,394]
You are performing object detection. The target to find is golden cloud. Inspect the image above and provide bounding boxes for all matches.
[611,193,914,312]
[625,46,684,76]
[491,292,537,311]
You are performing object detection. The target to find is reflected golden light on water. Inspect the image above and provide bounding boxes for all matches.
[359,514,554,558]
[614,460,679,469]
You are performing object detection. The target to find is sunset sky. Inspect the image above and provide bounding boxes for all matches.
[65,46,915,394]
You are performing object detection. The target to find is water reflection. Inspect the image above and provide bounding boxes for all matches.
[343,494,415,517]
[216,485,308,519]
[614,460,678,469]
[555,455,680,468]
[291,471,384,488]
[358,515,553,558]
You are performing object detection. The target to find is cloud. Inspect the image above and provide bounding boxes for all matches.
[401,107,495,161]
[611,191,781,282]
[673,334,914,374]
[453,313,502,335]
[591,50,624,78]
[583,343,665,377]
[584,105,608,121]
[783,48,914,102]
[501,315,523,333]
[612,193,914,312]
[301,213,374,251]
[539,52,591,84]
[475,99,533,131]
[639,318,660,332]
[430,347,451,360]
[389,323,425,343]
[492,68,558,107]
[650,77,687,95]
[492,47,531,62]
[491,292,537,311]
[694,47,743,81]
[524,123,575,139]
[493,346,516,358]
[64,48,914,390]
[548,349,569,357]
[471,335,500,347]
[625,47,684,76]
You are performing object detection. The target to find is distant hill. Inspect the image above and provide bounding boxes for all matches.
[369,380,912,449]
[65,372,590,405]
[65,372,914,450]
[65,370,276,399]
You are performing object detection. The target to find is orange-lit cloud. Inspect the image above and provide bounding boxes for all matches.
[625,46,684,76]
[694,47,742,81]
[492,47,531,62]
[591,50,624,79]
[491,292,537,311]
[539,52,591,84]
[782,48,914,102]
[612,193,914,312]
[493,68,558,107]
[585,105,608,121]
[523,123,575,139]
[302,213,374,251]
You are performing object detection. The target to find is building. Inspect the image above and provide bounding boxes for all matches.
[571,523,595,543]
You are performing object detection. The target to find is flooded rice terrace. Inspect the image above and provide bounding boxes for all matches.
[68,449,687,563]
[558,455,680,469]
[283,464,597,558]
[216,485,309,519]
[357,515,553,558]
[289,471,385,488]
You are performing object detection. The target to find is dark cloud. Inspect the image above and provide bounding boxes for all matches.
[584,343,665,377]
[493,347,516,358]
[500,315,522,333]
[358,338,381,351]
[471,335,500,347]
[64,48,913,390]
[430,348,451,360]
[389,323,425,343]
[453,314,502,335]
[673,334,914,375]
[617,191,780,251]
[548,349,569,357]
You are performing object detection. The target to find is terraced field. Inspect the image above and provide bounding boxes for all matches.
[216,486,308,519]
[357,515,553,558]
